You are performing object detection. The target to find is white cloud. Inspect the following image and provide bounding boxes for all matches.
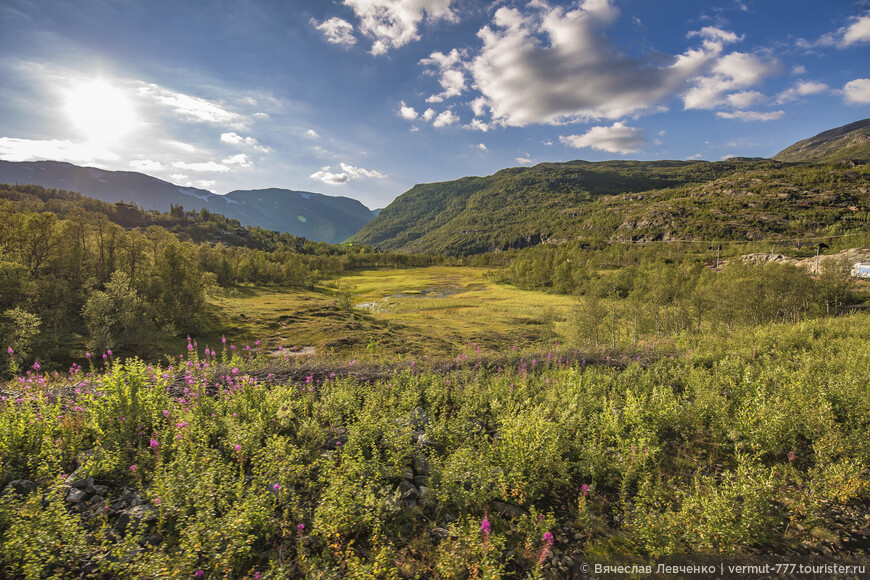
[844,78,870,105]
[222,154,252,167]
[304,129,320,139]
[344,0,457,55]
[432,109,459,127]
[195,180,216,190]
[398,101,418,120]
[559,121,647,154]
[309,162,387,185]
[172,160,232,173]
[715,110,785,121]
[776,80,828,104]
[477,143,487,151]
[726,90,766,109]
[138,84,245,127]
[515,156,534,165]
[0,137,120,163]
[720,154,737,160]
[162,140,198,153]
[420,49,466,102]
[312,17,357,46]
[465,119,490,132]
[464,2,738,126]
[841,14,870,46]
[220,132,270,152]
[685,153,703,160]
[129,159,165,172]
[798,14,870,49]
[169,173,188,181]
[422,108,436,121]
[683,52,780,110]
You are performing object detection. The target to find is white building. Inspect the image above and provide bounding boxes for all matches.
[851,262,870,278]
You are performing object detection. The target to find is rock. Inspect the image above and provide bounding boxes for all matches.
[401,469,414,481]
[115,504,158,535]
[143,533,163,546]
[398,480,419,500]
[418,486,432,500]
[412,453,431,476]
[75,449,100,467]
[492,501,525,519]
[67,488,90,503]
[409,407,429,430]
[401,499,418,509]
[413,475,430,487]
[3,479,37,497]
[91,485,108,496]
[69,476,93,490]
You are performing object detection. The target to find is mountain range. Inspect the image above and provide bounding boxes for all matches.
[0,160,376,244]
[353,119,870,254]
[2,119,868,254]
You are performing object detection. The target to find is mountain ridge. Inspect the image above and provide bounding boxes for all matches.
[0,160,375,243]
[772,118,870,162]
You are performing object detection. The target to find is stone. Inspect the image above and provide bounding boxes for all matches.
[67,488,90,503]
[413,475,429,487]
[398,480,419,500]
[492,501,525,519]
[3,479,37,496]
[412,453,431,476]
[69,476,93,490]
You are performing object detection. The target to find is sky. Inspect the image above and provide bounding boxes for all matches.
[0,0,869,210]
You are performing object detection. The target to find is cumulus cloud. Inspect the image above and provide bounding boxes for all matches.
[171,160,232,173]
[304,129,320,139]
[220,132,270,152]
[726,90,766,109]
[776,81,828,104]
[0,137,120,163]
[312,17,357,46]
[715,110,785,121]
[422,108,436,121]
[344,0,457,55]
[460,2,738,126]
[399,101,418,120]
[800,14,870,48]
[432,110,459,127]
[843,78,870,104]
[309,162,386,185]
[683,52,781,110]
[420,49,466,102]
[515,156,534,165]
[559,121,647,154]
[129,159,165,172]
[138,84,245,127]
[222,153,252,167]
[477,143,487,151]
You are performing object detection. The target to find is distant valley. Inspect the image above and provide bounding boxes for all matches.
[0,160,376,244]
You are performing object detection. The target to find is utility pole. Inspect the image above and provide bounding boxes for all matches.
[815,244,820,275]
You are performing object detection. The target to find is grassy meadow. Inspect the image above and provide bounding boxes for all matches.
[205,267,575,358]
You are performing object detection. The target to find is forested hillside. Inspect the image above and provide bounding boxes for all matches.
[0,184,435,368]
[354,157,870,256]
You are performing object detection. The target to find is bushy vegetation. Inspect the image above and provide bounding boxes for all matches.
[2,313,870,577]
[0,184,440,368]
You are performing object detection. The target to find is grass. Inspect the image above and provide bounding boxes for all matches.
[203,267,576,357]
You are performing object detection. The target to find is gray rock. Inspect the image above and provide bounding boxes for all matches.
[68,476,93,490]
[412,453,431,476]
[418,486,432,500]
[401,468,414,481]
[67,488,90,503]
[398,480,419,500]
[3,479,37,496]
[401,499,418,509]
[413,475,429,487]
[409,407,429,430]
[91,485,108,496]
[492,501,525,519]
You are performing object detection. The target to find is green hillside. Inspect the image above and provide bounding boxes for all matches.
[772,118,870,162]
[353,157,870,255]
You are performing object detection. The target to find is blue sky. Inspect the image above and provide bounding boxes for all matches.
[1,0,869,209]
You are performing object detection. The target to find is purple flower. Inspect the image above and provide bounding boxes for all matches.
[107,350,112,357]
[85,352,90,358]
[33,361,40,371]
[543,531,554,546]
[481,517,491,535]
[234,444,242,452]
[581,484,589,496]
[194,571,204,578]
[297,523,305,531]
[6,347,12,355]
[222,336,226,344]
[130,465,137,472]
[273,483,280,491]
[150,439,159,448]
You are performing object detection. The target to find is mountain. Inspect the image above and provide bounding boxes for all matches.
[773,118,870,162]
[0,160,375,243]
[353,156,870,255]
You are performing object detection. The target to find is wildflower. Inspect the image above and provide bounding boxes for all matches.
[33,361,40,371]
[481,517,491,536]
[194,571,204,578]
[234,444,242,452]
[297,523,305,531]
[581,484,589,496]
[163,410,170,417]
[130,465,137,472]
[150,439,159,448]
[107,349,112,357]
[6,347,12,355]
[788,451,796,463]
[222,336,226,344]
[85,352,90,358]
[273,483,280,492]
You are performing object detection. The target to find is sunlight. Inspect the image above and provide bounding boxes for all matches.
[63,79,138,144]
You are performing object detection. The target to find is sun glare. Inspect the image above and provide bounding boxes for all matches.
[64,79,138,144]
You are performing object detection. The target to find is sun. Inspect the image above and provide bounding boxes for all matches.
[64,79,138,144]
